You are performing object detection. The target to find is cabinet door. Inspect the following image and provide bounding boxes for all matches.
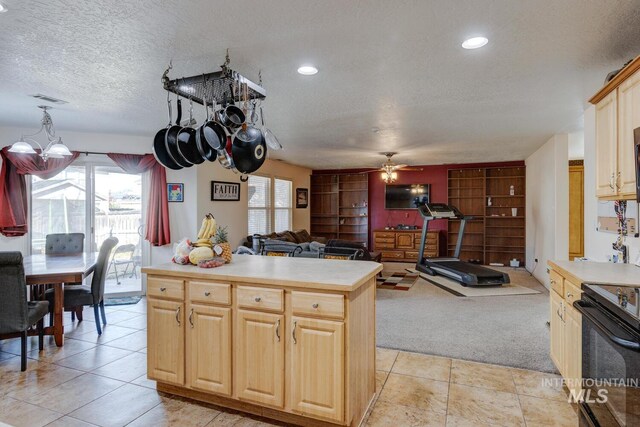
[563,304,582,399]
[396,233,413,249]
[148,299,185,385]
[618,71,640,198]
[549,291,565,376]
[235,310,285,408]
[595,90,618,198]
[290,317,344,423]
[187,304,231,396]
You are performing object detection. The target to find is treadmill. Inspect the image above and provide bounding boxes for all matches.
[415,203,510,287]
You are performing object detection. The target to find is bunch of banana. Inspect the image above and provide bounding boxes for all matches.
[194,214,217,248]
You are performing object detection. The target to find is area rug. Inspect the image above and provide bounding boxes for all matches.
[376,272,419,290]
[104,296,142,306]
[405,268,540,297]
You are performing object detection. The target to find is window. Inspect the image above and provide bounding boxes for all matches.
[247,176,293,235]
[274,178,292,232]
[248,175,271,235]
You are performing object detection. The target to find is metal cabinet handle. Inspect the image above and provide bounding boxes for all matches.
[312,303,319,309]
[616,171,622,192]
[609,173,615,190]
[254,296,262,302]
[566,292,573,299]
[160,287,167,292]
[175,306,181,326]
[204,291,211,296]
[188,308,194,328]
[550,279,555,285]
[292,320,297,344]
[275,319,280,342]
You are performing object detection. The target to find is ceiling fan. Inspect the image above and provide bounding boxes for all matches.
[364,152,423,183]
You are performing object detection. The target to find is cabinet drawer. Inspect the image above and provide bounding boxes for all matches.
[375,232,395,238]
[564,279,582,306]
[381,251,404,259]
[374,242,396,249]
[375,237,395,244]
[148,277,184,300]
[237,286,284,312]
[549,270,564,296]
[404,251,419,260]
[292,291,344,320]
[189,281,231,305]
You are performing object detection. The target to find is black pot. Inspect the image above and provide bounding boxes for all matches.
[153,98,182,170]
[165,99,192,168]
[232,127,267,174]
[217,105,245,130]
[177,126,205,165]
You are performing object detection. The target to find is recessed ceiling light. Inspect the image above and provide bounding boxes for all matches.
[297,65,318,76]
[462,36,488,49]
[0,2,8,13]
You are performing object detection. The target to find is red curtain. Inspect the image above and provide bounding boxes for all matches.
[0,148,79,237]
[108,153,171,246]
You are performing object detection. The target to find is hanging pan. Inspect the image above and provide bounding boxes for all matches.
[197,82,226,157]
[153,95,182,170]
[177,98,205,165]
[217,81,245,130]
[232,82,267,174]
[165,97,192,168]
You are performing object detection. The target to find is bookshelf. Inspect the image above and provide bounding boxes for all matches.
[448,166,526,266]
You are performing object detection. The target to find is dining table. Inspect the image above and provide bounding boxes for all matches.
[23,252,99,347]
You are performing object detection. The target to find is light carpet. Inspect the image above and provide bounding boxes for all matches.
[376,263,556,373]
[376,272,419,290]
[405,268,541,297]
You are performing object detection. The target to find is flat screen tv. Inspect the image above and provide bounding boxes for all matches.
[385,184,430,209]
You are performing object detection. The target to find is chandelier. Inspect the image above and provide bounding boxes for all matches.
[9,106,72,161]
[381,168,398,183]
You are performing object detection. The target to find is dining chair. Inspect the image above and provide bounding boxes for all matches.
[45,237,118,336]
[0,252,49,371]
[42,233,85,321]
[108,244,137,285]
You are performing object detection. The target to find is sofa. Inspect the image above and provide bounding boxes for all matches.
[244,229,327,258]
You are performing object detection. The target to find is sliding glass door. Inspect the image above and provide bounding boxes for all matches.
[30,158,146,296]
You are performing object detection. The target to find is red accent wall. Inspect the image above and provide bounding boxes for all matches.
[313,160,525,254]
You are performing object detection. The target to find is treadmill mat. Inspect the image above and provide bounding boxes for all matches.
[434,261,505,278]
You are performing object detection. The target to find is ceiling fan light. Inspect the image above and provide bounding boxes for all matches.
[9,140,37,154]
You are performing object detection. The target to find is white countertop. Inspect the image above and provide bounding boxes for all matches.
[548,260,640,287]
[142,255,383,292]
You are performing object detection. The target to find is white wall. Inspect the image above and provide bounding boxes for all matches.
[568,130,585,160]
[0,126,310,264]
[526,133,570,288]
[583,105,640,262]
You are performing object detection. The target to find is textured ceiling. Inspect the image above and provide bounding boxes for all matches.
[0,0,639,169]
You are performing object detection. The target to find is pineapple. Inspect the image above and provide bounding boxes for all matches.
[213,226,232,263]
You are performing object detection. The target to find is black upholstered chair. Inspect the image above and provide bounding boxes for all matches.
[0,252,49,371]
[45,233,84,254]
[45,237,118,336]
[318,246,365,260]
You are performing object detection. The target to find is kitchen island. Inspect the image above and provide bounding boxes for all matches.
[142,256,382,427]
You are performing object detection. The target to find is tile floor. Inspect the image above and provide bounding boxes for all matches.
[0,299,578,427]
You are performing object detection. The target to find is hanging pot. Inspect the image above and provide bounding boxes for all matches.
[195,95,217,162]
[217,82,245,130]
[153,95,182,170]
[165,98,192,168]
[198,85,227,153]
[217,135,235,169]
[232,128,267,174]
[260,107,283,150]
[177,99,205,165]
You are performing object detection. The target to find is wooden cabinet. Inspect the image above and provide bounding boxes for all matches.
[235,310,285,408]
[373,230,439,262]
[147,298,185,386]
[590,55,640,200]
[568,163,584,260]
[187,304,231,396]
[144,258,380,427]
[548,263,583,397]
[290,317,344,422]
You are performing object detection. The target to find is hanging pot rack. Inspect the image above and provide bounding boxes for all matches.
[161,51,266,106]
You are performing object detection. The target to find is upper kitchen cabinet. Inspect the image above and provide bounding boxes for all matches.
[589,55,640,200]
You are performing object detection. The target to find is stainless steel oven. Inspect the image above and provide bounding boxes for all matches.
[574,285,640,426]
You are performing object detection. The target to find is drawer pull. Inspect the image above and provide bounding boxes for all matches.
[204,291,211,296]
[292,320,297,344]
[312,303,319,309]
[160,287,167,292]
[175,306,181,326]
[275,319,280,342]
[254,296,262,303]
[188,308,194,328]
[567,292,573,299]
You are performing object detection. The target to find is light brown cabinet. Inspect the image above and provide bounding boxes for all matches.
[290,316,344,422]
[147,297,185,386]
[235,310,285,408]
[143,257,380,427]
[548,264,583,398]
[373,230,439,262]
[590,55,640,200]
